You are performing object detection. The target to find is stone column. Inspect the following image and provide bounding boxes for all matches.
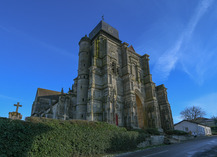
[142,54,162,129]
[156,84,174,131]
[76,35,91,120]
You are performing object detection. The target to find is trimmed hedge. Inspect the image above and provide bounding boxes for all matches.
[127,128,160,135]
[165,130,188,135]
[0,117,148,157]
[211,126,217,135]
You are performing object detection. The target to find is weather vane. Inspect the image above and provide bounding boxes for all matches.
[102,15,104,21]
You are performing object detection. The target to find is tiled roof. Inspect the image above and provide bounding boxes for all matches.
[37,88,61,97]
[174,120,210,127]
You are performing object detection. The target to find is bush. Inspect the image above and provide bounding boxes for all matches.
[211,126,217,135]
[127,128,160,135]
[0,117,148,157]
[143,128,160,135]
[165,130,188,135]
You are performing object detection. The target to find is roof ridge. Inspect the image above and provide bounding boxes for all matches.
[37,88,62,97]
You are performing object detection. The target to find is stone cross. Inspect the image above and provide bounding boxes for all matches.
[14,102,22,113]
[63,114,68,120]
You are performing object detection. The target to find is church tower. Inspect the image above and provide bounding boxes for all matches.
[86,20,123,125]
[76,35,91,119]
[31,20,174,131]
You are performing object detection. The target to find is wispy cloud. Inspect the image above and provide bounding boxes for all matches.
[0,94,19,101]
[0,25,11,32]
[153,0,214,81]
[36,40,74,58]
[0,25,74,57]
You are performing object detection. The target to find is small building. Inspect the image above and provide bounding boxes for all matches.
[194,117,216,127]
[174,120,212,136]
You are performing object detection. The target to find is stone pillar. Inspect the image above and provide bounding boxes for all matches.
[156,84,174,131]
[86,66,96,121]
[142,55,162,129]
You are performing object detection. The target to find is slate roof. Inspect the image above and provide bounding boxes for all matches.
[36,88,62,97]
[174,120,209,127]
[89,20,120,41]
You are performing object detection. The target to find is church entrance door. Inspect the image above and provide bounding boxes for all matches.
[115,114,118,126]
[136,94,144,128]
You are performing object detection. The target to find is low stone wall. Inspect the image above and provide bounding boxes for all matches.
[137,135,195,148]
[137,135,164,148]
[171,135,194,141]
[165,135,194,144]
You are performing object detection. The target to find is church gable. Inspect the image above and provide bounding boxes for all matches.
[36,88,61,97]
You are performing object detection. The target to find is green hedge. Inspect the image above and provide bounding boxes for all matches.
[211,126,217,135]
[165,130,188,135]
[127,128,160,135]
[0,117,148,157]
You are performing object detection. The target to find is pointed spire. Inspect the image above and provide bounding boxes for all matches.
[61,88,64,95]
[129,45,135,52]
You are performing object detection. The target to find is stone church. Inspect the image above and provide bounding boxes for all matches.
[31,20,174,131]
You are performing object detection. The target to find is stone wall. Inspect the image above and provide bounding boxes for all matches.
[137,135,164,148]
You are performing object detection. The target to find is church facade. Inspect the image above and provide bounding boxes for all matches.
[31,21,174,131]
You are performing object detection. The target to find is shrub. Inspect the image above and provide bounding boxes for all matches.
[144,128,160,135]
[0,117,148,157]
[211,126,217,135]
[127,128,160,135]
[165,130,188,135]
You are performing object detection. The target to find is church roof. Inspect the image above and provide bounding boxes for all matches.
[128,45,135,52]
[174,120,209,127]
[36,88,62,97]
[89,20,119,40]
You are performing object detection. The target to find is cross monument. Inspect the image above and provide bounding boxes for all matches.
[9,102,23,120]
[63,114,68,120]
[14,102,22,113]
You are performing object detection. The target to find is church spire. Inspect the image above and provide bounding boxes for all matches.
[61,88,64,95]
[102,15,104,21]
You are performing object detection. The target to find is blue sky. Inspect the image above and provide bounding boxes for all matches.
[0,0,217,123]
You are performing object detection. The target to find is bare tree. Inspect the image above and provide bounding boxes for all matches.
[180,106,206,121]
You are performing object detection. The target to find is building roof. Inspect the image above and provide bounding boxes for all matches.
[36,88,62,97]
[89,20,119,40]
[128,45,135,52]
[174,120,210,127]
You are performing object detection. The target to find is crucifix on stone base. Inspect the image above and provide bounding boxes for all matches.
[14,102,22,113]
[63,114,68,120]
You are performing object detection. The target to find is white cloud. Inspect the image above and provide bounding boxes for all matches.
[153,0,214,81]
[153,36,183,80]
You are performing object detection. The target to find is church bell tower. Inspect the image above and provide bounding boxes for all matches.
[76,35,91,119]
